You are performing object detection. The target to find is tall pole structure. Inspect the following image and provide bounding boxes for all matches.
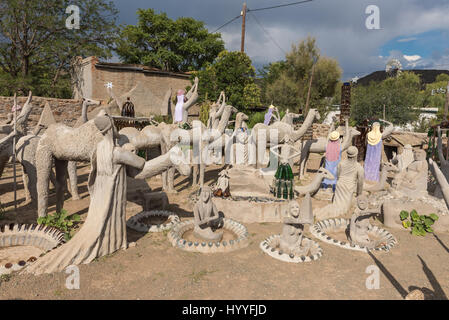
[444,81,449,120]
[241,2,247,53]
[12,93,17,214]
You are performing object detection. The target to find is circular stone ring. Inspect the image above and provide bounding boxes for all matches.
[167,218,249,253]
[0,224,65,275]
[310,218,397,252]
[260,235,323,263]
[126,210,180,233]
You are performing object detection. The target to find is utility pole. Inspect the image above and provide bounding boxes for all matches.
[444,81,449,120]
[241,2,247,53]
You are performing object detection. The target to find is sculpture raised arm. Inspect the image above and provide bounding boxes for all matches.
[380,119,394,139]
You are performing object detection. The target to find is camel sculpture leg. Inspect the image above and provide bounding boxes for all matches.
[36,145,53,218]
[21,161,37,205]
[0,156,9,178]
[54,159,68,214]
[67,161,80,200]
[192,164,199,186]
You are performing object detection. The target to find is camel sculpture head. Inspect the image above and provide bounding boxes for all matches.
[317,167,335,181]
[308,108,321,122]
[82,97,101,108]
[169,145,192,176]
[236,112,249,124]
[349,127,361,138]
[381,160,398,173]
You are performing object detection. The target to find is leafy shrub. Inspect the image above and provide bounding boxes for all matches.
[400,209,438,236]
[37,209,81,241]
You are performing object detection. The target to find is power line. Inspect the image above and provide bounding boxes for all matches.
[212,15,241,33]
[248,11,286,55]
[248,0,314,12]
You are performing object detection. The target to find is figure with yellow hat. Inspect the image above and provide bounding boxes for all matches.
[321,130,342,192]
[364,119,394,182]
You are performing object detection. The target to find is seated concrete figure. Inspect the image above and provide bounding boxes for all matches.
[193,186,224,241]
[279,194,313,255]
[392,149,428,198]
[214,169,230,198]
[349,195,381,249]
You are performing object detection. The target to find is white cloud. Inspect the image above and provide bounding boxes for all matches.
[397,37,418,43]
[403,55,422,62]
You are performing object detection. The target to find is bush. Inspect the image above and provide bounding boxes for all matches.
[400,209,438,236]
[37,209,81,241]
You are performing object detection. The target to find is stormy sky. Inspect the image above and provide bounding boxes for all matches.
[112,0,449,81]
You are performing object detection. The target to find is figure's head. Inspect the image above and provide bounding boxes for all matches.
[392,178,399,189]
[201,186,212,202]
[347,146,358,159]
[414,149,426,161]
[177,89,185,96]
[122,143,136,154]
[357,195,369,211]
[288,200,300,218]
[94,115,113,134]
[329,131,340,141]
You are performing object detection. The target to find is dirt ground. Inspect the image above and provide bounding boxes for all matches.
[0,154,448,300]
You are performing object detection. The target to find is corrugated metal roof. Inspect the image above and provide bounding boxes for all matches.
[384,132,428,147]
[95,62,192,78]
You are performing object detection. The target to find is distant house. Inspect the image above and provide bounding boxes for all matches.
[71,56,193,116]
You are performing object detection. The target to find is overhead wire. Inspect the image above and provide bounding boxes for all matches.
[248,11,286,55]
[212,14,241,33]
[247,0,314,12]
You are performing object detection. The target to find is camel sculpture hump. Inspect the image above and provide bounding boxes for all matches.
[41,121,102,162]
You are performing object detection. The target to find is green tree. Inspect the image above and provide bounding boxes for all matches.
[420,73,449,121]
[0,0,118,97]
[261,37,342,117]
[116,9,224,72]
[194,50,261,111]
[352,71,421,125]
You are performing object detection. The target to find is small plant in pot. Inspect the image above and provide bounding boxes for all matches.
[400,209,438,236]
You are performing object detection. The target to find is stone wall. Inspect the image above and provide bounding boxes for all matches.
[0,95,87,128]
[313,123,331,139]
[73,57,192,117]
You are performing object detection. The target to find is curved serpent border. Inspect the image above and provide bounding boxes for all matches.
[167,218,249,253]
[260,235,323,263]
[0,224,65,275]
[126,210,180,233]
[309,218,397,252]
